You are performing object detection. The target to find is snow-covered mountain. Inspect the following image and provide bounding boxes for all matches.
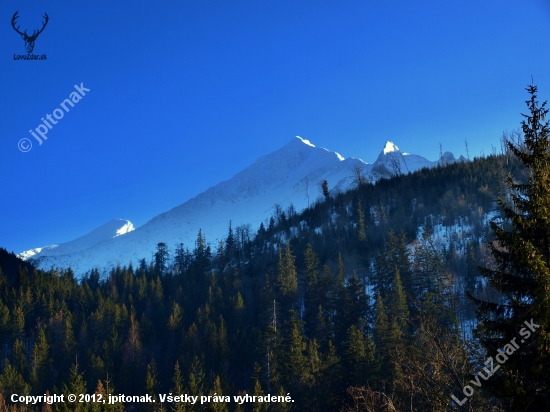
[20,137,458,276]
[18,219,134,261]
[439,151,468,165]
[371,141,434,179]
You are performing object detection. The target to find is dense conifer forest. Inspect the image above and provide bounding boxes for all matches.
[1,87,549,411]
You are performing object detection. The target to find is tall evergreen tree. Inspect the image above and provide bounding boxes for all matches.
[412,230,445,296]
[303,244,320,338]
[356,199,367,243]
[207,375,228,412]
[92,377,124,412]
[281,311,308,393]
[192,229,211,278]
[0,360,30,399]
[387,271,409,334]
[187,357,205,412]
[464,243,479,292]
[226,221,236,258]
[374,230,413,299]
[0,299,9,340]
[31,326,51,393]
[343,325,375,388]
[303,338,322,410]
[471,84,550,409]
[276,243,298,312]
[170,362,186,412]
[155,243,170,276]
[57,361,87,412]
[10,339,27,379]
[334,274,368,346]
[251,377,268,412]
[167,302,183,363]
[145,359,161,408]
[372,292,389,384]
[320,179,330,200]
[174,243,189,274]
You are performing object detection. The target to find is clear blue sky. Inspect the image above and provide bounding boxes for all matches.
[2,0,550,254]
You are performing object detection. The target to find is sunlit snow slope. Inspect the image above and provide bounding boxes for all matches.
[20,137,450,276]
[18,219,134,260]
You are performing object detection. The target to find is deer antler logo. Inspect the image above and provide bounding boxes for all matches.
[11,11,49,54]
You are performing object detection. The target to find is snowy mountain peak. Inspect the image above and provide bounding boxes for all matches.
[296,136,315,147]
[289,136,346,162]
[439,151,457,165]
[383,141,400,154]
[18,245,58,261]
[19,218,135,261]
[372,141,435,179]
[115,220,135,237]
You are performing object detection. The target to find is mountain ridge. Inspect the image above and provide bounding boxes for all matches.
[20,137,461,276]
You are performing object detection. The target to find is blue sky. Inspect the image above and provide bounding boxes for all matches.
[2,0,550,254]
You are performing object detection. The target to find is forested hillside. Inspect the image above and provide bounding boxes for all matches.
[3,100,550,411]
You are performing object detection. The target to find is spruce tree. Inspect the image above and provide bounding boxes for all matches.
[387,271,409,334]
[154,242,170,275]
[226,221,236,259]
[280,310,308,394]
[207,375,228,412]
[276,243,298,311]
[0,360,30,399]
[174,243,189,275]
[62,315,77,372]
[145,359,161,408]
[11,339,27,379]
[343,325,374,387]
[374,230,413,298]
[334,274,368,346]
[320,341,341,411]
[167,302,183,363]
[304,338,322,410]
[320,179,330,200]
[251,377,268,412]
[93,377,124,412]
[58,361,87,412]
[31,326,51,393]
[0,299,9,339]
[373,292,389,384]
[187,357,205,412]
[471,84,550,409]
[170,362,186,412]
[303,244,320,338]
[412,229,445,297]
[356,199,367,243]
[192,229,211,278]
